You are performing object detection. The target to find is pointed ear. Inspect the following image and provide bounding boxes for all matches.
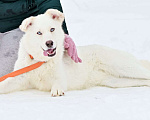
[19,16,34,32]
[45,9,64,23]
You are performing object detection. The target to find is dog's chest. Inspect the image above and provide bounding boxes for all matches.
[29,62,57,91]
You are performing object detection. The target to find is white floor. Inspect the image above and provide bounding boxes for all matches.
[61,0,150,60]
[1,87,150,120]
[1,0,150,120]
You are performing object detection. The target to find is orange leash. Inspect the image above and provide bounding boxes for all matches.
[0,55,45,82]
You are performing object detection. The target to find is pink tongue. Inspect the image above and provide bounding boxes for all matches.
[43,49,54,56]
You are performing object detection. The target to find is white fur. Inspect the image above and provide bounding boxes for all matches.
[1,9,150,96]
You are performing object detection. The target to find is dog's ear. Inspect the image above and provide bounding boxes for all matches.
[19,16,34,32]
[45,9,64,23]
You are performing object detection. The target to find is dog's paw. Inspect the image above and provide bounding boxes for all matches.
[51,85,65,97]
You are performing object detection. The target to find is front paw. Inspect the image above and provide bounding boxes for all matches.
[51,85,65,97]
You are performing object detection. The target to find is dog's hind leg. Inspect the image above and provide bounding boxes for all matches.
[100,76,150,88]
[0,75,30,94]
[140,60,150,71]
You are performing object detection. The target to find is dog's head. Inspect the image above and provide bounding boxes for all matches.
[19,9,65,61]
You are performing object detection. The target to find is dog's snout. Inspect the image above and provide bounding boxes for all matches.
[46,40,53,48]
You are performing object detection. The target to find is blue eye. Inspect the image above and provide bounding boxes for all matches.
[37,31,42,35]
[50,28,55,32]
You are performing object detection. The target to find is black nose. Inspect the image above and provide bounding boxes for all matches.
[46,40,53,48]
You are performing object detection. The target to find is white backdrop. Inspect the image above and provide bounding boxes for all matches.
[61,0,150,60]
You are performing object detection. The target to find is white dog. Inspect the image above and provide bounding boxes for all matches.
[1,9,150,96]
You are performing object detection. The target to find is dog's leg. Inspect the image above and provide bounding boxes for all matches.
[50,66,67,97]
[0,76,30,94]
[51,76,67,96]
[51,75,67,96]
[100,76,150,88]
[51,82,65,97]
[140,60,150,71]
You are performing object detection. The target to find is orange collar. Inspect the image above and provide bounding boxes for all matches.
[29,54,34,59]
[0,54,45,82]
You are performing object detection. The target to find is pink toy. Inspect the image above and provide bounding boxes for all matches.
[64,34,82,63]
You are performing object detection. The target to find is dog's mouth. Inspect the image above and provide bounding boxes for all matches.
[42,48,56,57]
